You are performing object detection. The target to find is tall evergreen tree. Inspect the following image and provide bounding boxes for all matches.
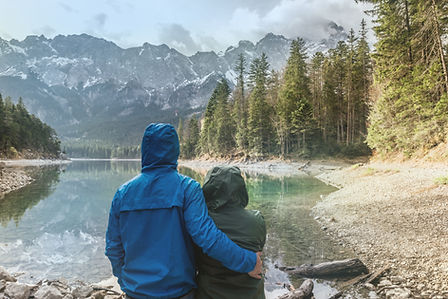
[355,19,372,139]
[247,53,274,154]
[310,52,325,135]
[277,38,313,154]
[184,117,200,159]
[200,79,232,155]
[232,54,249,152]
[215,79,235,155]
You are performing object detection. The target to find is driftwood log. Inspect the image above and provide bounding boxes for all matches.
[279,258,368,278]
[341,265,389,287]
[278,279,314,299]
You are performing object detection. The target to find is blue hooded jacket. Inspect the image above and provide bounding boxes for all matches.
[105,123,256,299]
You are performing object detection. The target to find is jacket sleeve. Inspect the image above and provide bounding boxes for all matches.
[105,190,125,283]
[183,180,256,273]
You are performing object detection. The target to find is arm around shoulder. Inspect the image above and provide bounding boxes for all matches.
[182,178,257,273]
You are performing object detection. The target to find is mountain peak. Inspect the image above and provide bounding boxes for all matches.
[238,40,255,48]
[261,32,287,41]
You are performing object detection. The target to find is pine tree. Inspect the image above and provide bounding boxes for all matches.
[233,54,249,152]
[200,79,232,155]
[355,19,372,140]
[277,38,313,154]
[247,53,274,154]
[200,84,219,155]
[310,52,325,134]
[184,117,200,159]
[215,79,235,155]
[345,29,357,145]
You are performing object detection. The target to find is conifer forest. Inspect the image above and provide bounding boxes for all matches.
[0,94,61,158]
[180,0,448,159]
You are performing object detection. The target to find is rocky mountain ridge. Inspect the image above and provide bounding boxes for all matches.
[0,24,347,143]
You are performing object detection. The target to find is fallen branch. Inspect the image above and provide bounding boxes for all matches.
[340,265,389,288]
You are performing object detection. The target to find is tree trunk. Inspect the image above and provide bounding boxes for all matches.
[279,258,368,278]
[302,131,306,150]
[404,0,413,64]
[431,0,448,93]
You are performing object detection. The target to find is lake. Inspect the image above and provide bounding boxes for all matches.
[0,160,365,298]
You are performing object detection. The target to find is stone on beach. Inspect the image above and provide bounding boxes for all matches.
[0,266,17,282]
[34,284,64,299]
[4,282,32,299]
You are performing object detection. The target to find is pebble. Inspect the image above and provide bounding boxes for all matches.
[385,287,411,299]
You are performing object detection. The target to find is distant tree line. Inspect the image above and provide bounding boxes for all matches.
[63,142,140,159]
[178,20,372,159]
[358,0,448,156]
[0,94,61,158]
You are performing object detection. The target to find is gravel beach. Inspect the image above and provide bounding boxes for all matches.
[313,161,448,298]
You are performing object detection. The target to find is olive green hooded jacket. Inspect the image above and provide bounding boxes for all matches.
[196,166,266,299]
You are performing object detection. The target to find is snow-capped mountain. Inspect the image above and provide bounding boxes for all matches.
[0,23,347,143]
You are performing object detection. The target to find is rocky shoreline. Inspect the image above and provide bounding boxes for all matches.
[0,165,34,196]
[4,157,446,298]
[0,266,121,299]
[0,160,71,198]
[312,161,448,298]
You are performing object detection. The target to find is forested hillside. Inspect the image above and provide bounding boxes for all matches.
[0,94,61,158]
[361,0,448,156]
[181,0,448,160]
[179,20,372,159]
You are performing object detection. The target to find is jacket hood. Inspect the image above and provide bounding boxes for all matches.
[141,123,179,170]
[202,166,248,211]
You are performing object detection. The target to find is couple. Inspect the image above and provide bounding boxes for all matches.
[105,123,266,299]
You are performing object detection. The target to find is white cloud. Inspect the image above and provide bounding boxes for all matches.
[220,0,373,48]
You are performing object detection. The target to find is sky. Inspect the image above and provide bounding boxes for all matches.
[0,0,373,56]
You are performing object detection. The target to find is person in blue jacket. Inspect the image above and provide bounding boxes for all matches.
[105,123,262,299]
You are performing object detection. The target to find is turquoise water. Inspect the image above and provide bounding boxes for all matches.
[0,161,361,298]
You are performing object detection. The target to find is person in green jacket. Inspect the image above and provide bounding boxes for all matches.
[196,166,267,299]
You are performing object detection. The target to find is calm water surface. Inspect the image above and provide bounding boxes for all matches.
[0,161,364,298]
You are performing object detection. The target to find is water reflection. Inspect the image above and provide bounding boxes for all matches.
[0,166,61,227]
[0,161,362,298]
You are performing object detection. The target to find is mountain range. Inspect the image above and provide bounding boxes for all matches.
[0,22,347,144]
